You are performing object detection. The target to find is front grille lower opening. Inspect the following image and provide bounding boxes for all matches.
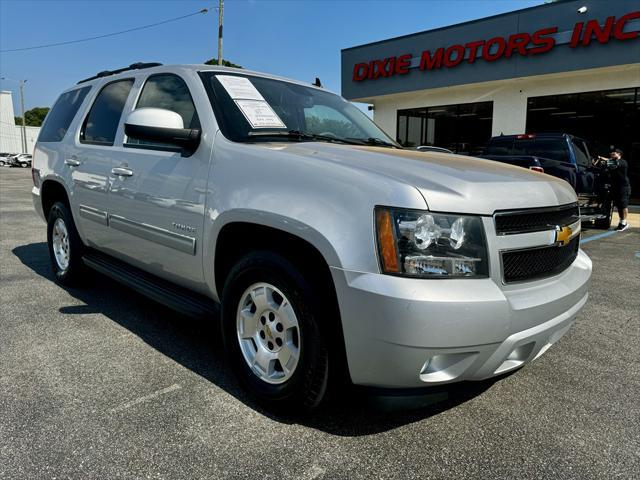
[502,236,579,283]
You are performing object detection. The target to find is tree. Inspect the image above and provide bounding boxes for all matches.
[204,58,243,68]
[14,107,50,127]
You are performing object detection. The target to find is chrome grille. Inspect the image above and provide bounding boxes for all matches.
[495,204,579,235]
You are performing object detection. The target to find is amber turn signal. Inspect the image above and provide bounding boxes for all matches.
[376,208,400,273]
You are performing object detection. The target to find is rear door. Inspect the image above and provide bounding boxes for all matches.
[66,79,135,246]
[106,72,210,290]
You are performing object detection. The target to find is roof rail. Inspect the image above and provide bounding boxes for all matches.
[77,62,163,84]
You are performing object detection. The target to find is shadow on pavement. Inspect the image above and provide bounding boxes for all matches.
[13,241,503,436]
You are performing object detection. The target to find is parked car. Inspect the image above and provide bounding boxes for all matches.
[415,145,453,154]
[0,153,15,166]
[481,133,613,228]
[8,153,32,168]
[31,63,591,410]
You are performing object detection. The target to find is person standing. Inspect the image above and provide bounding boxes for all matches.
[600,149,631,231]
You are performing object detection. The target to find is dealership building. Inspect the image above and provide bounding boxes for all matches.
[341,0,639,200]
[0,90,40,155]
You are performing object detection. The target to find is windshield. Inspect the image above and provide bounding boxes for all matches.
[200,72,397,146]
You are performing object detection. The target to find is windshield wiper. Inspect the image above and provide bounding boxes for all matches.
[247,130,365,145]
[347,137,398,148]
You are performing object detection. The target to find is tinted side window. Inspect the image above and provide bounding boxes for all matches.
[572,138,590,167]
[38,87,91,142]
[485,138,513,155]
[81,79,134,145]
[532,138,571,162]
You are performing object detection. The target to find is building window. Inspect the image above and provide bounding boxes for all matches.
[527,88,639,202]
[397,101,492,155]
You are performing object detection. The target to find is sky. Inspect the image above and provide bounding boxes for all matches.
[0,0,541,113]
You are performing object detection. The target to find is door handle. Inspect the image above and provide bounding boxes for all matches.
[111,167,134,177]
[64,158,81,167]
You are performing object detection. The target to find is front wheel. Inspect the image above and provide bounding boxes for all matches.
[221,251,330,410]
[47,202,87,285]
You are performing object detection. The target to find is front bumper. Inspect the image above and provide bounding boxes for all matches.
[330,249,591,388]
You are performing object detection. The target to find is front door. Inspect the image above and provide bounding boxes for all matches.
[107,73,210,290]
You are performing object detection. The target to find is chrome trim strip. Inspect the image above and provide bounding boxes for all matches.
[494,202,579,218]
[493,202,579,236]
[79,205,108,226]
[108,215,196,255]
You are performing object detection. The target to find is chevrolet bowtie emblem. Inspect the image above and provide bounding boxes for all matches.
[555,225,572,246]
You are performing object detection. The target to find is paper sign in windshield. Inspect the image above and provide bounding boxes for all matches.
[217,75,265,101]
[235,99,286,128]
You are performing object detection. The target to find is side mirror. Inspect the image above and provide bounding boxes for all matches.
[124,108,201,155]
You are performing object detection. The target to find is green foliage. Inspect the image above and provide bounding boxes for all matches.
[204,58,243,68]
[14,107,50,126]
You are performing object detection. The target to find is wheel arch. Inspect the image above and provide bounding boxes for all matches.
[40,179,71,218]
[212,217,350,384]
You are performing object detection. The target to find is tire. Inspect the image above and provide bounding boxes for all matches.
[221,251,330,411]
[594,201,613,229]
[0,160,5,167]
[47,201,86,285]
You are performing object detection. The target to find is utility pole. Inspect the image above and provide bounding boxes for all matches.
[217,0,224,65]
[19,80,27,153]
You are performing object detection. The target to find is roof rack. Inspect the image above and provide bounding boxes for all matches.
[77,62,163,84]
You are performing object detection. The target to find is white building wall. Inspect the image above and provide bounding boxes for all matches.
[371,64,640,140]
[0,90,41,154]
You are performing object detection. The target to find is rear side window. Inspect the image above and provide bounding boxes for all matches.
[38,87,91,142]
[81,79,134,145]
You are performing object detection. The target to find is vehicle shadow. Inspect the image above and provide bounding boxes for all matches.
[13,242,504,437]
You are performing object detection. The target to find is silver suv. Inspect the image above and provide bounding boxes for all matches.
[32,63,592,409]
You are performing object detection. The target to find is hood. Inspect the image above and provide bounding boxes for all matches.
[259,142,577,215]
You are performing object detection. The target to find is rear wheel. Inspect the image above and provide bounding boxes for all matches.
[221,251,330,410]
[0,160,5,167]
[47,202,86,285]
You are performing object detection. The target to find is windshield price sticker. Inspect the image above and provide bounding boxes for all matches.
[217,75,265,101]
[234,99,286,128]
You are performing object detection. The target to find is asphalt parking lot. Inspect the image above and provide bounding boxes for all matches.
[1,167,638,479]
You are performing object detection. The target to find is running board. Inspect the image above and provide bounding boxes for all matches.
[82,251,219,319]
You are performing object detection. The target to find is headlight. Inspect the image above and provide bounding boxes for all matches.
[375,207,488,278]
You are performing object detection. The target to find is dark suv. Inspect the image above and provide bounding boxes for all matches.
[482,133,613,228]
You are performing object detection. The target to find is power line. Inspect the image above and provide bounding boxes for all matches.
[0,8,210,53]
